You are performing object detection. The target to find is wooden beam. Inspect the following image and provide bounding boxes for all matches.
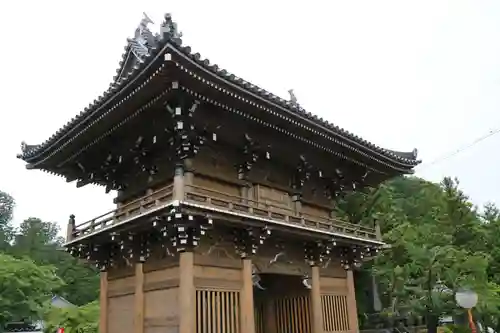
[179,252,194,333]
[346,270,359,333]
[99,271,108,333]
[240,258,256,333]
[311,265,323,333]
[134,262,145,333]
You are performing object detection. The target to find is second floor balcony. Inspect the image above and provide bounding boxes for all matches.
[66,182,380,244]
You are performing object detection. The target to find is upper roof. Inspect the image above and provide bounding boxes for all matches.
[17,12,421,173]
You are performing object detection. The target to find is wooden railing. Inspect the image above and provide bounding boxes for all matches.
[67,182,377,242]
[184,184,377,239]
[68,185,174,241]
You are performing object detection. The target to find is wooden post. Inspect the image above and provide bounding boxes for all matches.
[99,271,108,333]
[134,262,144,333]
[173,165,186,201]
[292,194,302,215]
[375,222,382,240]
[179,251,195,333]
[346,270,359,333]
[311,265,323,333]
[241,258,256,333]
[66,215,75,242]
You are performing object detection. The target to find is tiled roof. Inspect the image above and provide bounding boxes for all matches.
[18,13,420,169]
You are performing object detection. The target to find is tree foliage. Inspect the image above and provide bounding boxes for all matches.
[44,301,99,333]
[341,176,500,333]
[10,217,99,306]
[0,254,62,326]
[0,191,14,251]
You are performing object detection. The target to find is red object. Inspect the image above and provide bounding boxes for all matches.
[57,328,64,333]
[467,309,476,333]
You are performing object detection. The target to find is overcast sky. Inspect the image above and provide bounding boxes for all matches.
[1,0,500,229]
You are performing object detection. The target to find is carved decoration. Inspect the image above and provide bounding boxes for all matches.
[288,89,298,104]
[160,13,183,42]
[292,154,312,196]
[338,244,380,270]
[304,239,336,266]
[166,99,217,167]
[166,205,213,252]
[130,136,159,181]
[128,13,156,63]
[233,225,271,258]
[236,133,271,180]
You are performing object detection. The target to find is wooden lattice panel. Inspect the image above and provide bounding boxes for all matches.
[274,295,312,333]
[321,294,350,332]
[196,289,240,333]
[254,301,265,333]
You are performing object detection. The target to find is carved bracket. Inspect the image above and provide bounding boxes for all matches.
[233,225,272,258]
[236,133,271,180]
[167,99,205,165]
[166,206,213,252]
[338,245,379,270]
[304,239,335,266]
[292,155,312,196]
[68,242,117,271]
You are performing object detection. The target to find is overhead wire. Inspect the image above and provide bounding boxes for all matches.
[416,127,500,172]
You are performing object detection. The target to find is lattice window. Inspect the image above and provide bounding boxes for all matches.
[321,294,350,332]
[196,289,240,333]
[274,295,312,333]
[254,301,265,333]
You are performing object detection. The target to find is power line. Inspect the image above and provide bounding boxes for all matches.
[417,127,500,172]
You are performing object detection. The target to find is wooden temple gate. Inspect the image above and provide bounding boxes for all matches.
[17,11,421,333]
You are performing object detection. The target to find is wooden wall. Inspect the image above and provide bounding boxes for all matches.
[190,145,335,214]
[102,237,357,333]
[106,257,180,333]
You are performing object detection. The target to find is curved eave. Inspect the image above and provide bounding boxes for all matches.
[17,33,420,171]
[17,38,170,166]
[164,43,420,169]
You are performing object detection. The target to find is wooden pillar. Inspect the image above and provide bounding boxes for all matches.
[179,251,195,333]
[134,262,145,333]
[375,222,382,240]
[184,158,194,187]
[311,265,323,333]
[241,258,256,333]
[173,165,186,201]
[346,270,359,333]
[66,214,75,242]
[292,194,302,215]
[99,271,108,333]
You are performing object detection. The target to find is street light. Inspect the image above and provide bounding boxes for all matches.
[455,289,478,333]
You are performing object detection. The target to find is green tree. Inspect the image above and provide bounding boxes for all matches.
[44,301,99,333]
[0,190,15,251]
[0,253,63,326]
[342,176,499,333]
[11,218,99,306]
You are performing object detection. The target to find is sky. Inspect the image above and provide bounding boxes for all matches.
[1,0,500,229]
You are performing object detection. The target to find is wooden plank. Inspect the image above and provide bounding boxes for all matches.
[134,263,144,333]
[100,271,108,333]
[311,265,323,333]
[240,259,256,333]
[179,252,195,333]
[346,270,359,333]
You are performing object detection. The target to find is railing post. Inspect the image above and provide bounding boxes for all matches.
[66,214,75,242]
